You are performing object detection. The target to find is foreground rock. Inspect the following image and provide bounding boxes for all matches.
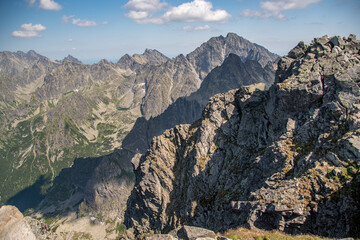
[145,226,217,240]
[125,34,360,238]
[0,205,36,240]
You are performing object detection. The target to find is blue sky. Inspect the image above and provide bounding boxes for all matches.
[0,0,359,63]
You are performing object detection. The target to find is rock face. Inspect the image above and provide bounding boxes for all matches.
[0,205,37,240]
[125,35,360,238]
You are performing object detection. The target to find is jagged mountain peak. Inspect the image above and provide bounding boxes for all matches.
[62,54,82,64]
[186,32,279,79]
[117,49,168,69]
[97,58,110,65]
[133,48,169,65]
[26,50,40,58]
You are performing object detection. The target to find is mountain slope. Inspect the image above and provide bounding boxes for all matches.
[140,33,279,119]
[122,53,275,154]
[125,35,360,238]
[0,51,153,206]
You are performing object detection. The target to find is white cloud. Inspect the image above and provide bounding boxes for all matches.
[62,15,75,23]
[125,0,167,23]
[63,15,108,27]
[72,18,98,27]
[39,0,62,11]
[124,0,231,24]
[12,23,46,38]
[66,38,73,42]
[183,24,211,31]
[126,10,150,20]
[241,0,320,20]
[163,0,231,23]
[125,0,166,13]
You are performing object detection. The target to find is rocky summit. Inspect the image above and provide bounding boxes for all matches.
[125,34,360,238]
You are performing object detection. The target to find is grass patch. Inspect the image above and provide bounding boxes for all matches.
[116,223,126,234]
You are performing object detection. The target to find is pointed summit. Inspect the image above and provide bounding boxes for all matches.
[187,32,278,79]
[133,49,169,65]
[62,54,82,64]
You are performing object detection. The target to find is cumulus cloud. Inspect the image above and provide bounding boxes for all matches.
[12,23,46,38]
[125,0,167,23]
[125,0,166,13]
[63,15,108,27]
[124,0,231,24]
[241,0,320,20]
[163,0,231,23]
[183,24,211,31]
[39,0,62,10]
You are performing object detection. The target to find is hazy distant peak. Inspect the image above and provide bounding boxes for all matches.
[62,54,82,64]
[98,59,110,65]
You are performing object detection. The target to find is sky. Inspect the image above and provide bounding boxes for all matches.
[0,0,359,64]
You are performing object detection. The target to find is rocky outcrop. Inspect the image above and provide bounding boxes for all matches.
[0,205,37,240]
[125,34,360,238]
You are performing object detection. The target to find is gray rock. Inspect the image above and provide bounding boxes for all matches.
[169,226,217,240]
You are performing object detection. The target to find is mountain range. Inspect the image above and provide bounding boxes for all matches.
[0,33,278,212]
[1,33,358,240]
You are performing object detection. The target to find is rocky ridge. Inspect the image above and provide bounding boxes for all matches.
[125,34,360,238]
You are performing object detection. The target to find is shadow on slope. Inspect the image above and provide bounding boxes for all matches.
[34,149,135,220]
[6,174,51,212]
